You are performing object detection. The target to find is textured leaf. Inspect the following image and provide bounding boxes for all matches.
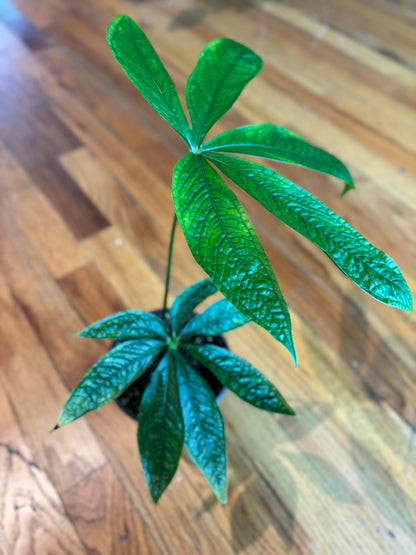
[173,153,296,363]
[184,343,295,414]
[77,310,168,340]
[107,15,191,143]
[203,124,354,194]
[179,299,249,337]
[208,154,413,311]
[138,352,184,503]
[174,350,227,503]
[57,339,165,427]
[170,278,218,333]
[186,39,262,145]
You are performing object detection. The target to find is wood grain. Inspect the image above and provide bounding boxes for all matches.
[1,1,415,553]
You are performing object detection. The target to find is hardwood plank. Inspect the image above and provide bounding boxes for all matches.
[0,202,105,387]
[0,0,54,52]
[60,263,126,325]
[62,464,162,554]
[0,272,107,494]
[0,142,87,278]
[0,382,86,554]
[1,1,415,553]
[8,0,68,29]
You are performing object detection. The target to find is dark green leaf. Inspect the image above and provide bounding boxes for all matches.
[170,278,218,333]
[208,154,413,311]
[138,352,184,503]
[179,299,249,337]
[57,339,165,427]
[186,39,262,145]
[184,343,295,415]
[173,153,296,363]
[107,15,191,144]
[174,350,227,504]
[202,124,354,194]
[77,310,168,340]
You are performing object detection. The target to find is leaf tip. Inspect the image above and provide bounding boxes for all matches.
[341,181,355,197]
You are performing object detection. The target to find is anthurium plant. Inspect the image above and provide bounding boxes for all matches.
[56,15,412,504]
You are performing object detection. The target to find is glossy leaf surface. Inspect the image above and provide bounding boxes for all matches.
[209,154,413,311]
[78,310,168,340]
[180,299,249,337]
[203,124,354,194]
[107,15,191,143]
[173,153,296,363]
[185,343,295,414]
[175,351,227,503]
[170,278,218,333]
[186,39,262,145]
[138,353,184,503]
[57,339,165,427]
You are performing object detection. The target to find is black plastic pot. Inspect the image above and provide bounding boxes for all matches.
[114,310,227,420]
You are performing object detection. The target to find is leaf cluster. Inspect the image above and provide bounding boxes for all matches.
[57,280,294,503]
[57,15,412,505]
[107,15,412,364]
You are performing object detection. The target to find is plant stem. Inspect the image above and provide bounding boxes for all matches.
[162,214,178,320]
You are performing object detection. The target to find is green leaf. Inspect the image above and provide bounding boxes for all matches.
[174,350,227,504]
[138,352,184,503]
[208,154,413,311]
[186,39,262,145]
[179,299,249,337]
[184,343,295,415]
[77,310,168,340]
[56,339,165,427]
[202,124,354,194]
[173,153,296,363]
[107,15,191,144]
[170,278,218,333]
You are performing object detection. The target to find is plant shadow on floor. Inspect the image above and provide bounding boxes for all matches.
[304,288,415,543]
[195,399,363,552]
[125,0,277,30]
[337,291,415,542]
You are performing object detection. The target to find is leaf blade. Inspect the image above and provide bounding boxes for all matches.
[173,153,296,363]
[77,310,168,340]
[174,350,227,504]
[138,352,184,503]
[202,124,354,193]
[107,15,191,143]
[179,299,249,337]
[56,339,165,427]
[170,278,218,333]
[186,39,262,144]
[208,154,413,311]
[185,343,295,415]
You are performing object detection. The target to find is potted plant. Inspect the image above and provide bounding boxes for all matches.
[55,15,412,504]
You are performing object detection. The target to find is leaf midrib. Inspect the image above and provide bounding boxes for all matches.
[191,49,245,145]
[196,156,290,327]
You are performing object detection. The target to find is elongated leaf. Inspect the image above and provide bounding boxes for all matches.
[184,343,295,415]
[77,310,168,340]
[180,299,248,337]
[138,352,184,503]
[186,39,262,145]
[174,350,227,504]
[57,339,165,427]
[173,153,296,363]
[202,124,354,194]
[208,154,413,311]
[170,278,218,333]
[107,15,191,143]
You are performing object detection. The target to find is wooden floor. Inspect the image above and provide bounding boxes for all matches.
[1,0,415,553]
